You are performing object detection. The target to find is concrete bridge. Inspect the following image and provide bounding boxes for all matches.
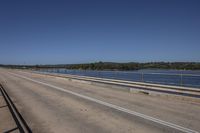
[0,68,200,133]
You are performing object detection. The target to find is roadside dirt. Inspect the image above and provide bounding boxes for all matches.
[0,92,19,133]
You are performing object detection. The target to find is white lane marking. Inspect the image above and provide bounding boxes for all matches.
[9,72,199,133]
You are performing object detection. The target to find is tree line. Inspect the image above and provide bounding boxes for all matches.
[1,62,200,70]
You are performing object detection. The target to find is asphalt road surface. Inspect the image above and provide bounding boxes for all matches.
[0,68,199,133]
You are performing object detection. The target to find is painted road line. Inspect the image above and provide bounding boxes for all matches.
[9,72,199,133]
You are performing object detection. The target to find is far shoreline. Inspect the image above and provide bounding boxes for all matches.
[1,62,200,71]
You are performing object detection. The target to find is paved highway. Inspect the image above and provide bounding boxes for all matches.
[0,69,199,133]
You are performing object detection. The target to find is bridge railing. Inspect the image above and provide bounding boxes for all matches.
[38,69,200,88]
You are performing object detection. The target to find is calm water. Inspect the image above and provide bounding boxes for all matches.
[38,69,200,88]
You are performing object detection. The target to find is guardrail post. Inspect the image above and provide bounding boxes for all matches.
[99,71,101,77]
[180,74,183,86]
[141,73,144,82]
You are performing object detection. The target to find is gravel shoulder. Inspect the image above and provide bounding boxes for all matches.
[0,92,19,133]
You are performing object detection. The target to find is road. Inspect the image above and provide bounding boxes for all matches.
[0,68,200,133]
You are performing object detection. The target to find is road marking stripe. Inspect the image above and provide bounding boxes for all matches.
[9,72,199,133]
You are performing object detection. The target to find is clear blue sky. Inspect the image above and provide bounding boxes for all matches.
[0,0,200,65]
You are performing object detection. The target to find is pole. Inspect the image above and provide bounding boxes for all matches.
[142,72,144,82]
[180,74,183,86]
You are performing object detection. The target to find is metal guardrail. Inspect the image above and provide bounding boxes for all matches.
[33,71,200,98]
[0,84,32,133]
[38,69,200,88]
